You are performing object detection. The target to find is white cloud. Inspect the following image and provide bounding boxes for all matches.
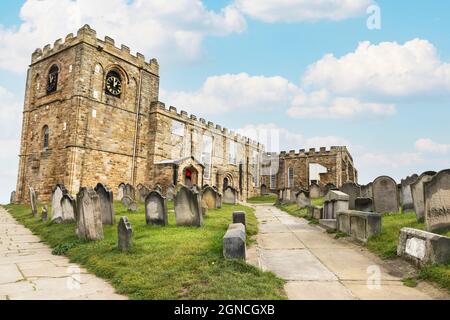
[0,0,246,73]
[235,0,372,23]
[303,39,450,98]
[0,86,22,139]
[415,138,450,154]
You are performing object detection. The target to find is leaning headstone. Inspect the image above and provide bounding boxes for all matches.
[323,190,349,219]
[201,186,221,209]
[76,187,103,241]
[29,187,37,216]
[117,183,125,201]
[355,197,374,212]
[174,185,203,227]
[223,223,246,260]
[400,174,419,212]
[232,211,246,226]
[223,186,238,205]
[340,182,361,210]
[51,184,67,224]
[60,194,76,222]
[411,171,436,222]
[424,169,450,233]
[145,190,168,226]
[41,205,48,222]
[94,183,115,225]
[10,191,16,204]
[308,183,322,199]
[372,176,399,214]
[137,184,150,202]
[295,190,311,209]
[118,217,132,252]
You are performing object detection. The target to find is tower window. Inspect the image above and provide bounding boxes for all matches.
[47,65,59,94]
[42,125,49,149]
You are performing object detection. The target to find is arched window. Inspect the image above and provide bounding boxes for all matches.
[42,125,49,149]
[47,64,59,94]
[105,70,122,97]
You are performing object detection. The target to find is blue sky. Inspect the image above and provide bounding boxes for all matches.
[0,0,449,203]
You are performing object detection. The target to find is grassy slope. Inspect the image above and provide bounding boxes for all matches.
[5,202,285,300]
[247,194,278,204]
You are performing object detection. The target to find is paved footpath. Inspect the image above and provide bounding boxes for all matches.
[247,204,449,300]
[0,207,126,300]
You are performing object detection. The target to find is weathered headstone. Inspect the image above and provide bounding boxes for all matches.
[10,191,16,204]
[411,171,436,222]
[424,170,450,233]
[336,210,382,242]
[29,186,37,216]
[41,205,48,222]
[137,184,150,202]
[117,183,125,201]
[360,183,373,199]
[215,192,222,209]
[122,195,132,208]
[223,186,238,205]
[94,183,115,225]
[355,197,374,212]
[51,184,67,224]
[174,185,203,227]
[127,200,138,212]
[323,190,349,219]
[166,184,175,200]
[145,190,168,226]
[400,174,419,212]
[60,194,76,222]
[308,183,322,199]
[201,186,221,209]
[372,176,399,214]
[223,223,246,260]
[232,211,246,226]
[306,205,323,220]
[324,183,337,195]
[118,216,132,252]
[124,183,136,200]
[76,187,103,241]
[340,182,361,210]
[295,190,311,209]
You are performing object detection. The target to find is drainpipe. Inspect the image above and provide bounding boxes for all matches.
[131,69,143,185]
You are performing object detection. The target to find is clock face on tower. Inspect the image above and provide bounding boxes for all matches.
[105,71,122,97]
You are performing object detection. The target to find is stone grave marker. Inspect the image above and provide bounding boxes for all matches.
[424,170,450,232]
[117,183,125,201]
[411,171,436,222]
[323,190,349,219]
[166,184,175,200]
[309,183,322,199]
[51,184,67,224]
[41,205,48,221]
[29,186,37,216]
[94,183,115,225]
[232,211,246,226]
[400,174,419,211]
[118,217,132,252]
[124,184,136,200]
[355,197,374,212]
[174,185,202,227]
[360,183,373,199]
[295,190,311,209]
[76,187,103,241]
[340,182,361,210]
[60,194,76,222]
[10,191,15,204]
[372,176,399,214]
[145,190,168,226]
[137,184,150,202]
[223,186,238,205]
[201,186,221,209]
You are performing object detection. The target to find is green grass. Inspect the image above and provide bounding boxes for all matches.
[275,203,307,218]
[4,202,286,300]
[247,194,278,204]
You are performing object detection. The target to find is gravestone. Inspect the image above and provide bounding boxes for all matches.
[124,184,136,200]
[127,200,138,212]
[323,190,349,220]
[223,187,238,205]
[122,195,133,208]
[340,182,361,210]
[309,183,322,199]
[261,184,268,195]
[424,170,450,232]
[60,194,76,222]
[174,185,203,227]
[10,191,15,204]
[145,190,168,226]
[360,183,373,199]
[137,184,150,202]
[166,184,175,200]
[223,223,246,260]
[411,171,436,222]
[29,187,37,216]
[118,217,132,252]
[117,183,125,201]
[51,184,68,224]
[400,175,419,211]
[295,190,311,209]
[232,211,246,226]
[355,198,374,212]
[201,186,221,209]
[41,205,48,222]
[324,183,338,195]
[76,187,103,241]
[216,192,222,209]
[372,176,399,214]
[94,183,115,225]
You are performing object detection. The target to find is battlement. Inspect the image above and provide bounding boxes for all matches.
[31,24,159,75]
[150,101,262,149]
[277,146,349,157]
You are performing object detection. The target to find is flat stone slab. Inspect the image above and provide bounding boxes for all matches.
[258,233,305,250]
[0,264,23,284]
[258,222,290,234]
[285,281,355,300]
[341,281,433,300]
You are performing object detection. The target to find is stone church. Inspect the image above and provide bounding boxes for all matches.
[14,25,357,203]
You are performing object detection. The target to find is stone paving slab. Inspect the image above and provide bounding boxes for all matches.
[285,281,355,300]
[258,233,305,250]
[0,206,126,300]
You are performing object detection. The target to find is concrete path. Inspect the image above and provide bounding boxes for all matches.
[0,207,126,300]
[247,204,449,300]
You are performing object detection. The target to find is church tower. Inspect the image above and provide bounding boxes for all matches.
[15,25,159,202]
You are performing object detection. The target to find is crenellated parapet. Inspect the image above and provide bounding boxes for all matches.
[276,146,350,158]
[31,24,159,75]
